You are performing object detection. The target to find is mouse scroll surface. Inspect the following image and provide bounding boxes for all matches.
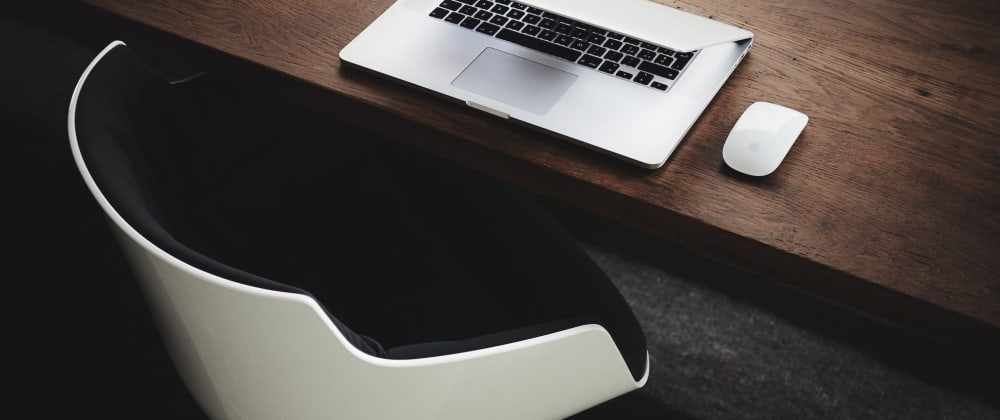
[723,102,808,176]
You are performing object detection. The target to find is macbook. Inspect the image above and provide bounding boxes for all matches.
[340,0,753,168]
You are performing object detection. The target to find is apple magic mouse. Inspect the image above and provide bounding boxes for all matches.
[723,102,808,176]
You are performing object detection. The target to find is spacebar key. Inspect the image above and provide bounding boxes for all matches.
[496,29,582,62]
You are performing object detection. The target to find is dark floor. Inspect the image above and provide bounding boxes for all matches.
[558,204,1000,420]
[3,4,998,419]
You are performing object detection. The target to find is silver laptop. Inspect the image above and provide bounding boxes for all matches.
[340,0,753,169]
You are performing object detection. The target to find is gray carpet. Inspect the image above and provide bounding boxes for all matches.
[3,4,998,419]
[556,204,1000,419]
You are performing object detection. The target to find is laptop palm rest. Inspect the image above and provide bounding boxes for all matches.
[452,48,577,115]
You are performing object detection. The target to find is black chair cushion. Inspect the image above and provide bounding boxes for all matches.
[74,44,647,380]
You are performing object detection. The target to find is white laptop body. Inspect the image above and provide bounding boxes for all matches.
[341,0,753,169]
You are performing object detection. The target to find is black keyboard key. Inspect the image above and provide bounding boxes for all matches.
[507,9,524,19]
[654,54,674,66]
[638,49,656,61]
[491,4,509,14]
[540,18,556,29]
[599,61,619,74]
[571,27,589,38]
[638,61,679,79]
[445,12,465,23]
[521,25,540,36]
[555,22,573,34]
[496,28,583,61]
[475,0,492,8]
[634,71,653,85]
[510,1,526,9]
[523,14,540,24]
[490,15,508,25]
[441,0,462,10]
[555,34,573,46]
[604,39,622,50]
[621,44,639,55]
[640,42,658,50]
[460,17,481,29]
[624,36,640,45]
[505,19,524,30]
[571,39,589,51]
[495,0,510,3]
[527,7,543,14]
[671,55,692,70]
[430,7,449,18]
[474,10,492,20]
[578,54,602,68]
[606,32,624,40]
[651,81,668,91]
[538,29,556,41]
[616,70,633,80]
[588,34,606,44]
[456,0,476,4]
[657,47,674,55]
[459,5,477,15]
[676,51,694,58]
[560,17,581,27]
[621,56,640,67]
[604,50,623,62]
[476,22,501,35]
[587,45,607,56]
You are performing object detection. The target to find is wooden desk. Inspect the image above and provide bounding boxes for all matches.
[79,0,1000,357]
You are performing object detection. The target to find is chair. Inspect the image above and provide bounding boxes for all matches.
[68,40,648,420]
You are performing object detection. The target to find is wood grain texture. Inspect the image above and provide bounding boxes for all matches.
[81,0,1000,355]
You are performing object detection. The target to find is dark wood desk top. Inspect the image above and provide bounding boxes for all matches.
[81,0,1000,355]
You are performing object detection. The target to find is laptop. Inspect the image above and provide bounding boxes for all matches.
[340,0,753,169]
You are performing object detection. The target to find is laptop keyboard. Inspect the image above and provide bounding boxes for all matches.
[430,0,697,92]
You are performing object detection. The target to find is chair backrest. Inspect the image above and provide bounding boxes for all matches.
[69,41,646,420]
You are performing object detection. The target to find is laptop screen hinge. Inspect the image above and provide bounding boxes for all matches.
[466,101,510,119]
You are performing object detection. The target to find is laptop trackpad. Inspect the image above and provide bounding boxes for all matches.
[452,48,577,115]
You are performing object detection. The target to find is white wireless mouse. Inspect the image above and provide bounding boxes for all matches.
[723,102,809,176]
